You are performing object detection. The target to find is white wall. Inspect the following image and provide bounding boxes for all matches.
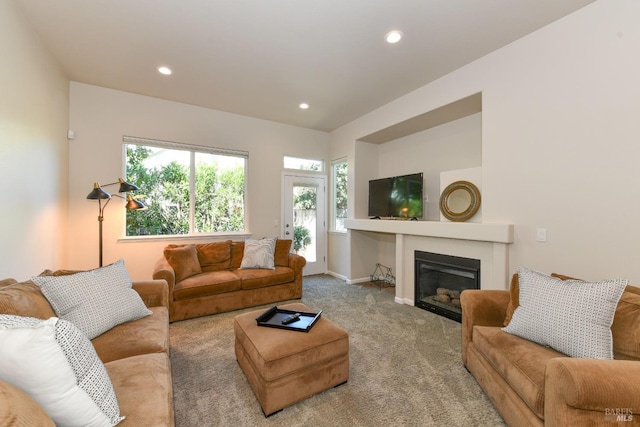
[331,0,640,284]
[0,0,69,280]
[377,113,482,221]
[68,83,329,280]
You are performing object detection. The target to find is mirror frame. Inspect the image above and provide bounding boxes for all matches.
[439,180,481,222]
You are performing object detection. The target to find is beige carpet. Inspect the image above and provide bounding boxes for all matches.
[169,275,505,426]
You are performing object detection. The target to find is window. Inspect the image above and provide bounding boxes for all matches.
[124,136,247,237]
[283,156,323,172]
[332,158,347,232]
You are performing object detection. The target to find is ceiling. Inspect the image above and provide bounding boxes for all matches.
[15,0,595,132]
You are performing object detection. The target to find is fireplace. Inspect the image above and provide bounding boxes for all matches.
[414,251,480,322]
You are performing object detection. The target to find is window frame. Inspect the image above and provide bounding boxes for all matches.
[283,155,324,172]
[331,157,348,233]
[122,136,249,240]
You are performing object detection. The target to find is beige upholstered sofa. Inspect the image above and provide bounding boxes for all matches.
[0,275,174,426]
[461,271,640,426]
[152,239,306,322]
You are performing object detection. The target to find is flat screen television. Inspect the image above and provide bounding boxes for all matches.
[368,172,423,219]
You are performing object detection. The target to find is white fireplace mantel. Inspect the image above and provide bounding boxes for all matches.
[345,219,513,243]
[345,219,514,305]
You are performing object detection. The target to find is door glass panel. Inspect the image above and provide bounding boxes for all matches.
[293,184,317,263]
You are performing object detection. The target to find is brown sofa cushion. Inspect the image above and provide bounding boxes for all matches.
[503,273,519,326]
[92,306,170,364]
[105,353,174,427]
[473,325,565,418]
[164,244,202,282]
[173,271,242,300]
[230,241,245,269]
[197,240,232,272]
[0,381,55,426]
[0,280,55,319]
[274,239,292,267]
[611,290,640,360]
[235,267,295,290]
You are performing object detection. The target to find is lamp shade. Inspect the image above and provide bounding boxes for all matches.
[125,195,146,210]
[118,178,140,193]
[86,183,111,199]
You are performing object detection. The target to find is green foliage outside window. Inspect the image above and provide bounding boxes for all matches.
[293,225,312,252]
[333,161,347,231]
[125,144,245,236]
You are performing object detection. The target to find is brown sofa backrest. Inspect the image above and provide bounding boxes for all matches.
[230,241,245,269]
[161,239,294,282]
[197,240,232,272]
[611,286,640,361]
[0,278,18,288]
[0,280,56,319]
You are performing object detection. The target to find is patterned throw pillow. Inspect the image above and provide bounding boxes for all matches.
[0,315,124,426]
[240,237,277,270]
[502,267,627,359]
[31,260,151,340]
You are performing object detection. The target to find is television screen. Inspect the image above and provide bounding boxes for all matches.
[368,178,392,217]
[368,172,423,218]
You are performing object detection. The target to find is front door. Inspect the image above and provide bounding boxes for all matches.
[283,174,326,275]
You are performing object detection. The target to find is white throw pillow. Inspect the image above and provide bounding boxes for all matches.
[0,315,124,426]
[31,259,151,339]
[240,237,277,269]
[502,267,627,359]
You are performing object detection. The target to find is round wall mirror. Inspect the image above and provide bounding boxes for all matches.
[439,181,481,222]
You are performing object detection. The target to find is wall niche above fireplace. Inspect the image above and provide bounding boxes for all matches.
[414,250,480,322]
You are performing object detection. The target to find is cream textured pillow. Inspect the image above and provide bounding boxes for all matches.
[31,259,151,339]
[0,315,124,426]
[502,267,627,359]
[240,237,277,270]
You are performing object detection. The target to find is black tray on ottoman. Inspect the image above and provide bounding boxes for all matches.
[255,305,322,332]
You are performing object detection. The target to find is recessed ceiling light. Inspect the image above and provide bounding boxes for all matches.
[299,103,309,109]
[385,30,403,44]
[158,66,172,75]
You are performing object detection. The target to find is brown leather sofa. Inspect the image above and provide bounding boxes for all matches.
[152,239,306,322]
[0,277,174,426]
[461,274,640,427]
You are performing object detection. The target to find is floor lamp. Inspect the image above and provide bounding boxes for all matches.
[86,178,146,267]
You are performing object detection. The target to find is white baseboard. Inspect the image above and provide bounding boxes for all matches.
[325,271,346,281]
[395,297,414,305]
[345,276,371,285]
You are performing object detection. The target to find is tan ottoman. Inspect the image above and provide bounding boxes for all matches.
[234,302,349,416]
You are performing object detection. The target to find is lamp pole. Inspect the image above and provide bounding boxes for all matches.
[96,198,110,267]
[87,179,144,268]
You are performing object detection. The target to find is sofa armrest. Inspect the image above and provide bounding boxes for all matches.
[546,358,640,425]
[132,279,169,308]
[152,257,176,294]
[287,252,307,272]
[460,289,510,366]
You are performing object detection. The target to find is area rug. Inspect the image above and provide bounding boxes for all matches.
[169,275,505,426]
